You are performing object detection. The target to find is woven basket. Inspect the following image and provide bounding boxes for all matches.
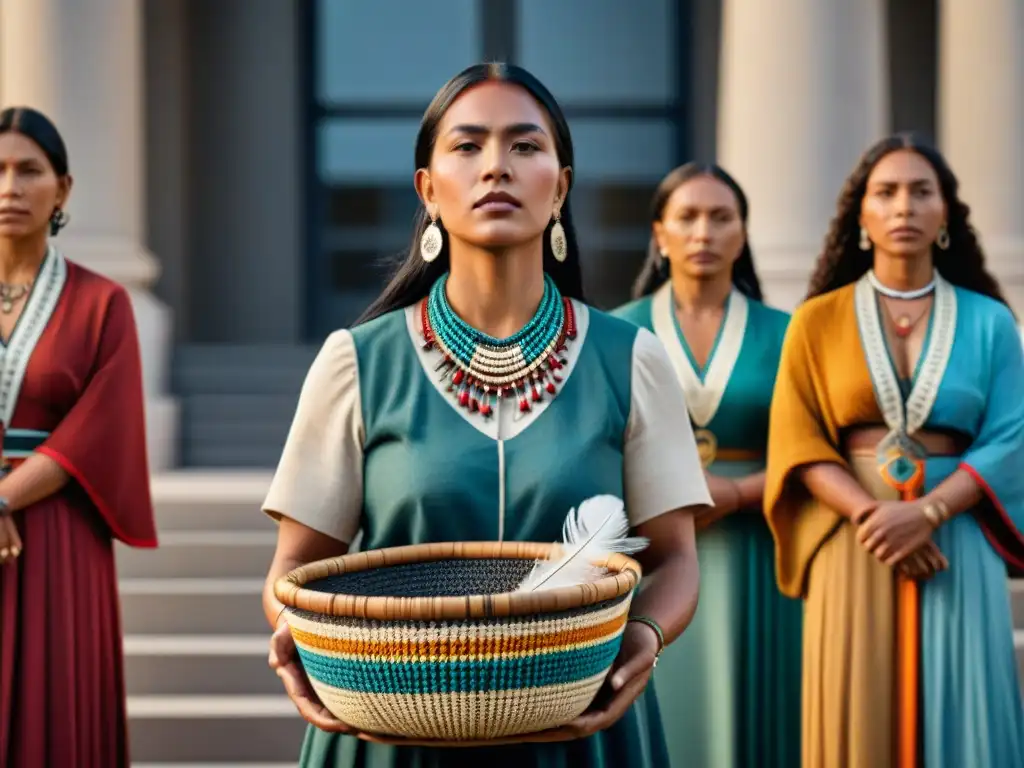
[274,541,641,743]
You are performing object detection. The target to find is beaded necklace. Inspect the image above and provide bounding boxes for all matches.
[421,273,577,417]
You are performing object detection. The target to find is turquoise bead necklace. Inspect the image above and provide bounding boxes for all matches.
[421,272,577,417]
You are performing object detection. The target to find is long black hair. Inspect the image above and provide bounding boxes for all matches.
[807,133,1009,308]
[631,162,763,301]
[356,63,583,325]
[0,107,71,236]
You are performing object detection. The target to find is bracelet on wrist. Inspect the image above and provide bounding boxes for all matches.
[274,605,289,628]
[921,499,951,529]
[627,615,666,666]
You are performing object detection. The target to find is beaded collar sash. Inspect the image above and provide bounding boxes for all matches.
[421,273,577,418]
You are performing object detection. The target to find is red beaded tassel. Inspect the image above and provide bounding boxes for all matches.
[420,298,435,349]
[479,387,494,416]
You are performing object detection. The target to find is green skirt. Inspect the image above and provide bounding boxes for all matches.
[297,686,669,767]
[654,513,802,768]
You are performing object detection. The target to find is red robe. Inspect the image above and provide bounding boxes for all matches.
[0,253,157,768]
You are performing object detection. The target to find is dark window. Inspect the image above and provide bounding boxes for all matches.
[304,0,691,338]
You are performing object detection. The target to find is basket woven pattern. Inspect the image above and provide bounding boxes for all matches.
[279,549,638,741]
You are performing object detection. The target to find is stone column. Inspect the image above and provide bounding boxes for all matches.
[1,0,178,470]
[938,0,1024,317]
[717,0,890,311]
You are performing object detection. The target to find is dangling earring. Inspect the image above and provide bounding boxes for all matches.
[49,208,70,237]
[420,213,443,262]
[550,209,567,263]
[859,226,871,251]
[936,224,950,250]
[658,249,670,277]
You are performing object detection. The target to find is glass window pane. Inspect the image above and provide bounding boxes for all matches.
[518,0,674,105]
[572,183,657,230]
[318,119,420,184]
[316,0,480,104]
[568,118,675,183]
[580,249,650,310]
[325,185,420,230]
[330,250,394,293]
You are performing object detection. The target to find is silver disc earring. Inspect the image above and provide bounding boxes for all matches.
[420,215,443,262]
[550,212,567,263]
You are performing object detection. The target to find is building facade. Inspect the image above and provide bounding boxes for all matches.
[1,0,1021,469]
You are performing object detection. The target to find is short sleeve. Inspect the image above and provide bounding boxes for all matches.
[261,330,364,544]
[623,328,713,527]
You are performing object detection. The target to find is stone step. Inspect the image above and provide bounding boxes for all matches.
[124,635,278,696]
[150,471,275,532]
[179,394,297,467]
[180,440,287,469]
[120,578,267,635]
[127,696,305,763]
[118,531,277,579]
[173,343,317,395]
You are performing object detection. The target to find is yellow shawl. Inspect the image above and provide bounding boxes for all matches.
[764,284,888,598]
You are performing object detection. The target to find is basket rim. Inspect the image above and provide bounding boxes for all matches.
[273,541,642,621]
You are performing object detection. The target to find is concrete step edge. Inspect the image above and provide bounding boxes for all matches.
[127,695,296,718]
[124,531,277,547]
[119,578,264,595]
[124,634,270,656]
[151,471,273,503]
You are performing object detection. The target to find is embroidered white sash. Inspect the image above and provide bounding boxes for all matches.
[0,245,67,426]
[651,282,748,428]
[854,271,956,449]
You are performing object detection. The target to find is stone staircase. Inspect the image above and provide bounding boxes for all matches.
[172,344,319,468]
[120,471,1024,766]
[119,471,305,767]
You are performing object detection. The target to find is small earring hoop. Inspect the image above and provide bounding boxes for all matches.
[936,225,950,250]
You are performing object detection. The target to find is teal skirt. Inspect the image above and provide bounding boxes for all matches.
[654,512,802,768]
[297,685,669,767]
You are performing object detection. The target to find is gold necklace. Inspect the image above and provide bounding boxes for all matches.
[0,281,32,314]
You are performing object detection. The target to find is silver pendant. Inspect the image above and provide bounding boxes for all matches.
[420,221,443,262]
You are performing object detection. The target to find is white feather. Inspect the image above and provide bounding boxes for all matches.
[513,495,649,593]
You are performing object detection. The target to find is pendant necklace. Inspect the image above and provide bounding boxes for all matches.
[0,281,32,314]
[421,273,576,418]
[868,271,935,338]
[885,303,931,338]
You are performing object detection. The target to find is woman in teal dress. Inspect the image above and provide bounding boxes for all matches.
[260,63,713,768]
[614,163,802,768]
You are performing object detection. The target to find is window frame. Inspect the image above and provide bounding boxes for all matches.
[301,0,693,339]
